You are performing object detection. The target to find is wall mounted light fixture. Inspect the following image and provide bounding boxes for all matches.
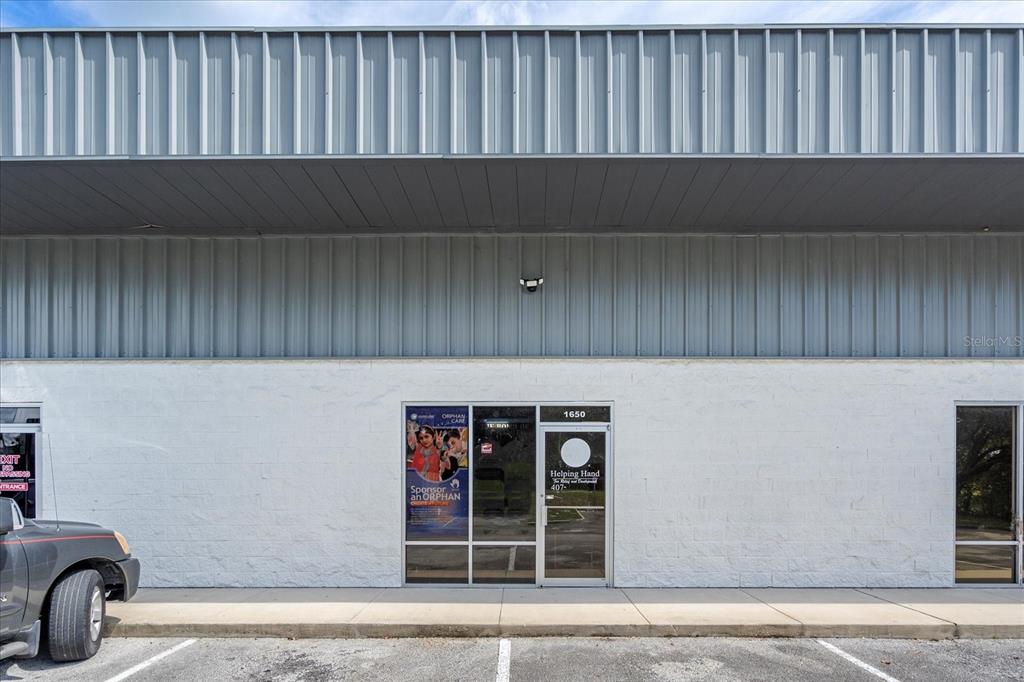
[519,277,544,293]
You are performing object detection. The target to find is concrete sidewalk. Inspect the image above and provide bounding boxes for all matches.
[105,587,1024,639]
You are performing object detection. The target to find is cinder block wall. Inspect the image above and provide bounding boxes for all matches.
[1,358,1020,587]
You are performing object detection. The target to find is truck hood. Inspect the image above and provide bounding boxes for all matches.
[30,519,111,534]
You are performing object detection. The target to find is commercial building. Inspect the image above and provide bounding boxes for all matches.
[0,24,1022,588]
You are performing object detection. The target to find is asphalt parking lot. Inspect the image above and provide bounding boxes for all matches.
[2,637,1022,682]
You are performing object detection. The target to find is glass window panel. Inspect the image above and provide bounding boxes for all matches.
[473,406,536,541]
[0,406,40,424]
[472,545,536,584]
[405,406,470,542]
[955,545,1017,584]
[544,508,605,579]
[544,431,605,507]
[0,432,36,518]
[405,545,469,584]
[955,406,1015,541]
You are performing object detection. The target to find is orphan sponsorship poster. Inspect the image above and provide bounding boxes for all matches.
[405,406,469,541]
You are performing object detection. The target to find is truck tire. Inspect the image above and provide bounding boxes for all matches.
[47,569,106,662]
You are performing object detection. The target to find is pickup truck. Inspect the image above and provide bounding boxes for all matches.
[0,497,140,661]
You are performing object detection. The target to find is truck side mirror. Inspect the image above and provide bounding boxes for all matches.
[0,498,15,534]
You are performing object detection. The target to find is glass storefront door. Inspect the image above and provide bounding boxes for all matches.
[404,403,611,586]
[538,427,609,585]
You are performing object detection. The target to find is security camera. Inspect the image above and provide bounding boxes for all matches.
[519,277,544,293]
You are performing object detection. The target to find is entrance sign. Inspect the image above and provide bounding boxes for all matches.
[405,406,469,541]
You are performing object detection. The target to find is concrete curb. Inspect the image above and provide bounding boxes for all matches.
[104,621,1022,639]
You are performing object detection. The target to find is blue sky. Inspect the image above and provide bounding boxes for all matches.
[2,0,1023,29]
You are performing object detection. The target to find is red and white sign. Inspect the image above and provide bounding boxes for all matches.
[0,482,29,492]
[480,442,493,454]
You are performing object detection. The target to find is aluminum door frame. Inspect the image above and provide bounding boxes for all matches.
[536,423,613,587]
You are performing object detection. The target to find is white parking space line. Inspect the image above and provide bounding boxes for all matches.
[102,639,197,682]
[495,638,512,682]
[816,640,902,682]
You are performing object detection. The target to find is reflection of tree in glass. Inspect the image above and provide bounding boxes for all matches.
[956,407,1013,538]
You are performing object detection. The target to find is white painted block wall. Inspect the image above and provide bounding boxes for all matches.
[1,359,1020,588]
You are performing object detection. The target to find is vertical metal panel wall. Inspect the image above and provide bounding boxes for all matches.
[2,234,1021,359]
[2,26,1022,157]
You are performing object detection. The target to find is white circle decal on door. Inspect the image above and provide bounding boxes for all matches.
[560,438,591,468]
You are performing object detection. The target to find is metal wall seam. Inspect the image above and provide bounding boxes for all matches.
[766,28,772,152]
[356,31,364,153]
[889,28,896,152]
[795,28,802,153]
[923,28,932,152]
[43,32,52,155]
[168,32,176,154]
[512,31,519,152]
[11,32,21,156]
[261,31,270,154]
[229,32,238,153]
[448,31,455,153]
[73,32,82,155]
[543,30,550,153]
[480,31,487,153]
[199,32,208,154]
[606,30,612,152]
[669,29,677,152]
[293,31,301,153]
[136,33,145,153]
[104,32,114,154]
[386,31,394,154]
[325,32,333,153]
[954,28,962,152]
[826,28,834,153]
[417,31,424,154]
[732,29,739,153]
[985,28,992,152]
[638,30,645,152]
[700,29,707,152]
[859,28,866,152]
[575,30,582,153]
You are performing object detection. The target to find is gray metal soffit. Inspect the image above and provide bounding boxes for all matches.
[1,155,1022,235]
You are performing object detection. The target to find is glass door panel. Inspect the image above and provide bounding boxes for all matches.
[540,429,608,583]
[954,405,1021,585]
[956,406,1015,541]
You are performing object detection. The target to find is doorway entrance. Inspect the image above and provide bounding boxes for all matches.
[403,403,612,586]
[538,427,609,585]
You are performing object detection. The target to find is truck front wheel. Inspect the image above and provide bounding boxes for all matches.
[47,569,106,662]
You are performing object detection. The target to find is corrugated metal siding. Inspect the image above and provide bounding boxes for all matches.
[2,27,1022,157]
[2,234,1020,359]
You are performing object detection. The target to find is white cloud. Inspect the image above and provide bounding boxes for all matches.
[15,0,1024,28]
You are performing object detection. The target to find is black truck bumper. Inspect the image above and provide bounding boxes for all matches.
[117,557,141,601]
